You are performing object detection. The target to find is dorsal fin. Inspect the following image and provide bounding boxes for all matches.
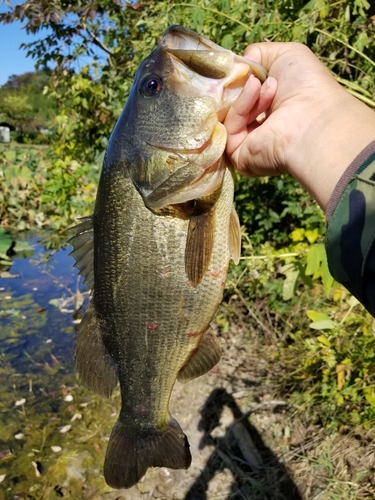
[68,216,94,291]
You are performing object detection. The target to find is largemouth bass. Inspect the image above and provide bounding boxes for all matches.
[69,25,266,489]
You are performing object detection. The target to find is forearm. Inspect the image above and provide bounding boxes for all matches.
[289,89,375,211]
[325,140,375,316]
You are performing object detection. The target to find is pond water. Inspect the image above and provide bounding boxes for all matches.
[0,233,85,374]
[0,232,117,499]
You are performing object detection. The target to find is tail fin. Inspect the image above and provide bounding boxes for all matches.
[104,417,191,489]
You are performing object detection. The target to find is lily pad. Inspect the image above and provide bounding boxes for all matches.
[4,164,34,183]
[0,227,12,258]
[13,240,34,258]
[0,309,20,318]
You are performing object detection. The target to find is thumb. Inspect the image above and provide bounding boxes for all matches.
[244,42,300,76]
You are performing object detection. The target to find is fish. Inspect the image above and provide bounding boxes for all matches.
[69,25,267,490]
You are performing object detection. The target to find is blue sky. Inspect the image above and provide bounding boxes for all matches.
[0,3,45,85]
[0,2,109,86]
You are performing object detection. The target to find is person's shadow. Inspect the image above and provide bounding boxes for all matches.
[184,388,302,500]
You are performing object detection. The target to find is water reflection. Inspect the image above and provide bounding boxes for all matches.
[0,232,111,500]
[0,232,87,372]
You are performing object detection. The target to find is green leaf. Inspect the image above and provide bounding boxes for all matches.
[290,228,305,242]
[4,165,33,182]
[307,310,331,322]
[0,309,20,318]
[317,335,331,347]
[321,253,334,297]
[305,243,324,277]
[0,259,12,266]
[282,268,300,301]
[297,262,314,288]
[221,34,234,49]
[354,32,369,52]
[13,240,34,258]
[48,299,61,308]
[14,241,33,252]
[0,271,19,278]
[316,0,329,19]
[310,320,336,330]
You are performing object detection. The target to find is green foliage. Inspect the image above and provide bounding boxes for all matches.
[226,235,375,428]
[1,0,375,430]
[0,70,56,142]
[2,0,372,235]
[0,93,32,123]
[0,144,97,231]
[234,174,325,247]
[40,154,99,230]
[0,227,12,266]
[289,294,375,427]
[0,145,45,230]
[1,0,373,163]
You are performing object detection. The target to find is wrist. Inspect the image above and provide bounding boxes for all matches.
[288,89,375,211]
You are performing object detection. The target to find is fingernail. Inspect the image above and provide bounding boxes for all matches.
[260,77,270,94]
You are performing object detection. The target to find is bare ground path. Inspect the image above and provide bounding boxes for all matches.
[98,316,375,500]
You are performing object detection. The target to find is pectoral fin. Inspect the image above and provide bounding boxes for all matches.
[75,304,118,398]
[185,209,215,287]
[229,206,241,265]
[177,328,221,383]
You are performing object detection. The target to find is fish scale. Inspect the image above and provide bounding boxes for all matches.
[69,25,267,490]
[94,163,233,479]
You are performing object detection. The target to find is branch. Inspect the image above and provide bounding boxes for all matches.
[83,23,114,56]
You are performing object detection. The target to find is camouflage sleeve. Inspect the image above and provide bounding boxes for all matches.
[325,140,375,317]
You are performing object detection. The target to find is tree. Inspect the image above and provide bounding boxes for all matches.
[0,93,33,125]
[0,70,56,138]
[0,0,373,229]
[1,0,373,161]
[0,1,164,158]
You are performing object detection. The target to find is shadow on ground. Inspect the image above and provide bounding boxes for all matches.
[184,388,302,500]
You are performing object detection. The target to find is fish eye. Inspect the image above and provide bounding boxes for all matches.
[140,75,162,98]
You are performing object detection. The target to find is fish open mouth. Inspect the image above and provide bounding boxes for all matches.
[130,26,267,211]
[162,25,267,83]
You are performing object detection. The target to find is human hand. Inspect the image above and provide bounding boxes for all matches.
[225,42,375,210]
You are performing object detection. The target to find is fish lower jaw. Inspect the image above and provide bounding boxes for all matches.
[143,162,225,210]
[142,128,227,210]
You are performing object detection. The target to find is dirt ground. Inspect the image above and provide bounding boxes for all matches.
[96,316,375,500]
[3,250,375,499]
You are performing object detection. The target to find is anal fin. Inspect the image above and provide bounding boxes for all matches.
[177,328,221,383]
[74,304,118,398]
[229,206,241,265]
